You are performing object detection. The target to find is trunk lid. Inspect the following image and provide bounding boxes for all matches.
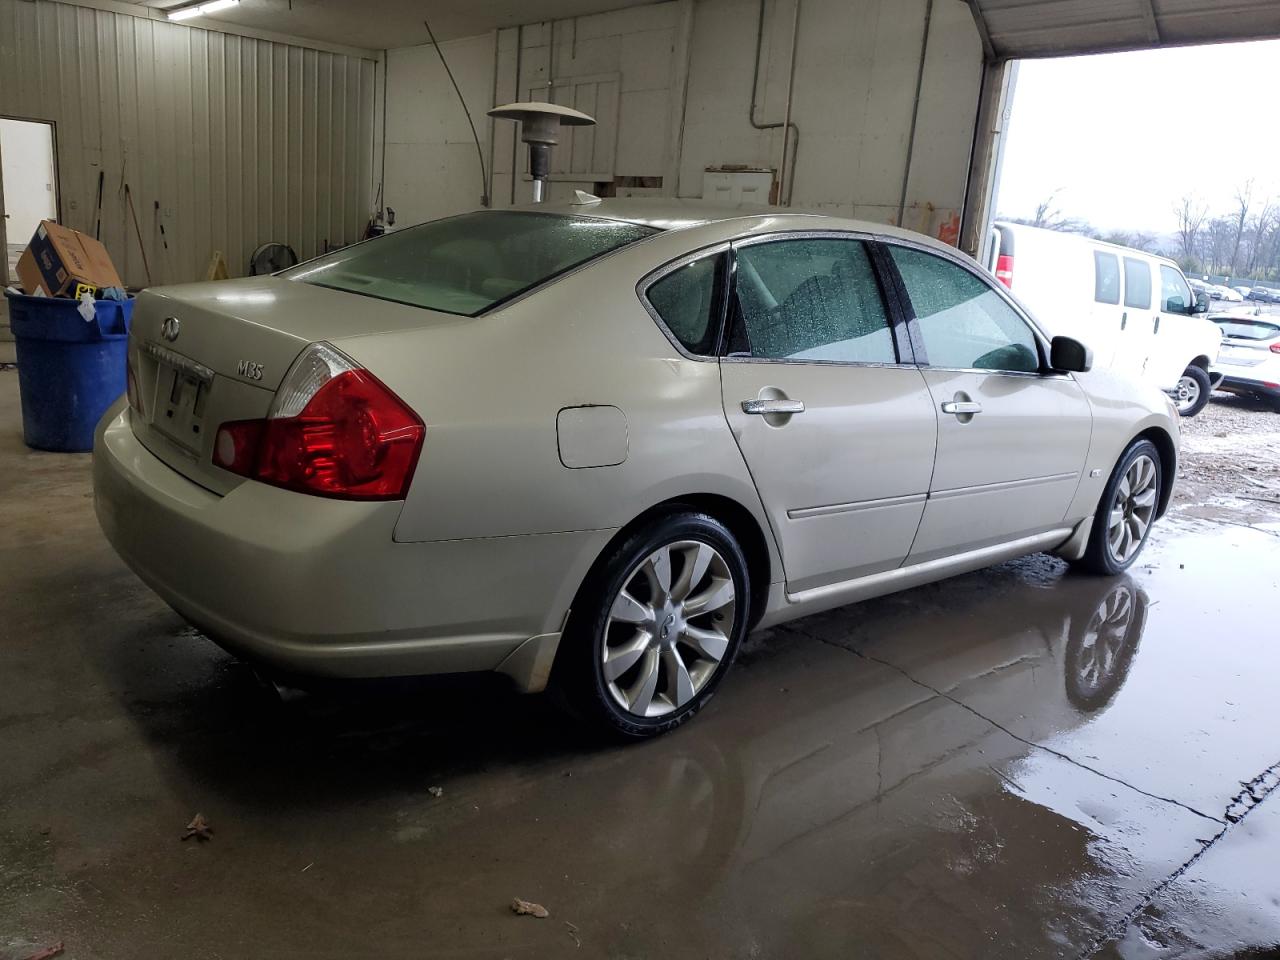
[127,276,464,494]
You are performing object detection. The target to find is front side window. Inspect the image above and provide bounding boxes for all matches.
[889,245,1040,373]
[1094,252,1121,305]
[1124,258,1152,309]
[1159,265,1193,314]
[282,211,658,317]
[731,238,896,363]
[645,254,723,355]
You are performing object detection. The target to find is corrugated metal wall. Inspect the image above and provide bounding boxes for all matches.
[0,0,376,288]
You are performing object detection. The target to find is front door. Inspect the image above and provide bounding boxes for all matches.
[883,243,1093,564]
[719,235,938,594]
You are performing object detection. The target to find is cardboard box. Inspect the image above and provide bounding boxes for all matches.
[16,220,123,298]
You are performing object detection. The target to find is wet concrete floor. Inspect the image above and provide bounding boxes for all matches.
[2,372,1279,959]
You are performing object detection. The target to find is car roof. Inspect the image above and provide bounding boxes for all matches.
[511,196,956,253]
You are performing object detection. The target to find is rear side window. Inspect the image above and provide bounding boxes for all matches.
[645,255,723,355]
[282,211,658,317]
[1124,258,1152,309]
[1159,265,1193,314]
[1094,252,1120,304]
[731,238,896,363]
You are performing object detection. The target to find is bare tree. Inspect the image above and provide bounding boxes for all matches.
[1030,190,1063,229]
[1229,180,1254,275]
[1245,200,1275,277]
[1174,195,1209,263]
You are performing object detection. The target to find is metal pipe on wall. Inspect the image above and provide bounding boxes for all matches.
[509,24,523,205]
[897,0,935,228]
[777,0,801,205]
[749,0,800,206]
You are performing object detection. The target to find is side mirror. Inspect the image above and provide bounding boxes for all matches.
[1193,292,1210,314]
[1050,335,1093,373]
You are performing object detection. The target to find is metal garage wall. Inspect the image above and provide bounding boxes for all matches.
[0,0,376,288]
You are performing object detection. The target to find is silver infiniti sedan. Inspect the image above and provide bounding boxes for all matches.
[95,199,1180,738]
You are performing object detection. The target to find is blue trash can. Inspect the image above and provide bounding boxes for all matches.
[5,291,134,452]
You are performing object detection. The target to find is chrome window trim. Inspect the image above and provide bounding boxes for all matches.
[720,356,921,371]
[635,242,732,362]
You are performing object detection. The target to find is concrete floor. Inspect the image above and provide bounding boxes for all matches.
[2,370,1280,960]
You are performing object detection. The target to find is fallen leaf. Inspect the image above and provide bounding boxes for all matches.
[21,942,65,960]
[511,898,549,919]
[181,813,213,842]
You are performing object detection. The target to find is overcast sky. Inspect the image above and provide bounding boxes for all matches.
[994,40,1280,235]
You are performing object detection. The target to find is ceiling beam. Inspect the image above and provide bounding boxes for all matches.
[1137,0,1163,44]
[964,0,997,61]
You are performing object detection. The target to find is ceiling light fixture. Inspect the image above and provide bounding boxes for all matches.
[167,0,239,21]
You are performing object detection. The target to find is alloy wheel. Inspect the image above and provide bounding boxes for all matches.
[601,540,736,718]
[1107,454,1158,564]
[1175,374,1201,414]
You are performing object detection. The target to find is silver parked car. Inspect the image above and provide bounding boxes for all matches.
[95,200,1180,737]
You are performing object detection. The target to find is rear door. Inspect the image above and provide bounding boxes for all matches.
[1117,255,1157,381]
[1090,248,1126,367]
[883,242,1093,563]
[718,234,937,593]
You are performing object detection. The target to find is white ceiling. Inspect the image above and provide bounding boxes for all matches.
[141,0,655,50]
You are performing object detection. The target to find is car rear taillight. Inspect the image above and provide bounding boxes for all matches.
[213,343,424,500]
[1270,343,1280,354]
[994,254,1014,288]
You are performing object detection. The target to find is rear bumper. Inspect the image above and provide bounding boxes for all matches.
[94,408,613,687]
[1217,375,1280,399]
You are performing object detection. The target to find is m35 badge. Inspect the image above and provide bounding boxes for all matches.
[237,360,265,381]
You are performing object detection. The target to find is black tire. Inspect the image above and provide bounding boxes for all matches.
[1175,365,1212,417]
[1075,438,1162,576]
[551,510,751,739]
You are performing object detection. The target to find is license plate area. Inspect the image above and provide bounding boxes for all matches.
[145,345,215,453]
[1220,345,1264,367]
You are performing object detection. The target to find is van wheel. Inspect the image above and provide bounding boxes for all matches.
[552,511,750,739]
[1075,439,1162,576]
[1174,366,1211,417]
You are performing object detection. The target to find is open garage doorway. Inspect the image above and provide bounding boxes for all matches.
[987,40,1280,286]
[0,116,59,287]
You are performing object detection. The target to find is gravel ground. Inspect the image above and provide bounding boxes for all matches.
[1171,391,1280,528]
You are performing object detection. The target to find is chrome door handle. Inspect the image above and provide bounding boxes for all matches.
[941,401,982,415]
[742,398,805,415]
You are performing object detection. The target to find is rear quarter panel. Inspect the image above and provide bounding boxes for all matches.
[332,226,781,582]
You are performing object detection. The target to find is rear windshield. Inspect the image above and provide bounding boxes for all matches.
[281,211,659,316]
[1216,320,1280,340]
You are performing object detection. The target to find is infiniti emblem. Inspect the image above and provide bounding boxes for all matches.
[161,317,181,342]
[660,614,674,640]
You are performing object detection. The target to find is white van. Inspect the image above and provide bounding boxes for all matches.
[988,223,1222,415]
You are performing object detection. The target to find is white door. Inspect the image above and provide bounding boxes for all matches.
[719,235,938,593]
[1147,264,1197,391]
[0,117,59,285]
[883,243,1094,563]
[1116,255,1157,381]
[1089,248,1126,367]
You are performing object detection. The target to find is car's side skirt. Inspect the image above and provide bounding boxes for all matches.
[756,526,1075,628]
